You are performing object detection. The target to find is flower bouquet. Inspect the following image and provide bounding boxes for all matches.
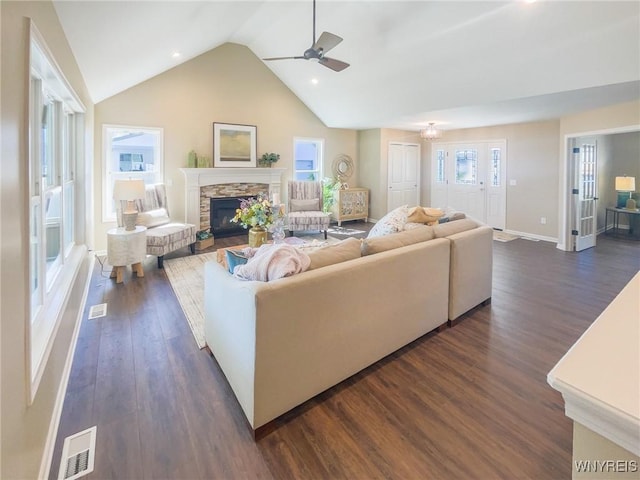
[231,194,275,229]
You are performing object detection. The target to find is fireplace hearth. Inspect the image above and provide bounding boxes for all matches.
[210,196,252,238]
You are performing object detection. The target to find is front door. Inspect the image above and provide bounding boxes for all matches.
[574,140,598,251]
[448,144,486,222]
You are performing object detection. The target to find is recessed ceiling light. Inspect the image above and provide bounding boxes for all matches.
[311,78,319,85]
[171,51,181,59]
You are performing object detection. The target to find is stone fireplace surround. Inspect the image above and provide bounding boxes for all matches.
[180,168,286,233]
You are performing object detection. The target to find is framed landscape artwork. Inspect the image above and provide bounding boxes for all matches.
[213,123,257,167]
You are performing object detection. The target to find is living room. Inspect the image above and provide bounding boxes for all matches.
[1,1,639,479]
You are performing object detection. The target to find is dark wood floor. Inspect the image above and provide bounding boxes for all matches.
[49,223,639,480]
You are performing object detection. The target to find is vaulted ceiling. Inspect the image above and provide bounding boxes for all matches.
[53,1,640,132]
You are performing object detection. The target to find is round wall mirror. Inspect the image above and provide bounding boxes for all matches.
[332,154,354,183]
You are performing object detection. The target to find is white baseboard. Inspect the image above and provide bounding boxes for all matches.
[39,254,95,480]
[505,229,557,244]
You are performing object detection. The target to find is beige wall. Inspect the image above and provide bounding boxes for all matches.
[1,1,93,479]
[439,121,561,238]
[558,100,640,248]
[357,128,426,221]
[93,42,358,250]
[573,422,639,479]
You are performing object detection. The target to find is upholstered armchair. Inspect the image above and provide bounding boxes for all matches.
[117,184,196,268]
[287,180,331,239]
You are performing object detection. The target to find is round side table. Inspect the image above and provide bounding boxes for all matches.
[107,226,147,283]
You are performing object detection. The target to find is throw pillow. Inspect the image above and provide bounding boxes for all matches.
[367,205,408,238]
[307,237,362,270]
[225,249,249,274]
[137,208,171,228]
[290,198,320,212]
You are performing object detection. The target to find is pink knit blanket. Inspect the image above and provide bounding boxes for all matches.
[233,244,311,282]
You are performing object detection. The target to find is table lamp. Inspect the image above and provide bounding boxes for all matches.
[113,179,145,230]
[615,176,636,210]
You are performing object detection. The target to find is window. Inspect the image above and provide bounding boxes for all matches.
[490,148,501,187]
[455,149,478,185]
[293,138,323,180]
[29,23,85,401]
[102,125,163,222]
[436,149,446,183]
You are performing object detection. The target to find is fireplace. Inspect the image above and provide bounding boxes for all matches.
[210,196,252,238]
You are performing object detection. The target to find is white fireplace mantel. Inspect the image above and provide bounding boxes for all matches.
[180,168,286,228]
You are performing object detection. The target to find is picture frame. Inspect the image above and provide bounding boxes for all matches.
[213,122,257,168]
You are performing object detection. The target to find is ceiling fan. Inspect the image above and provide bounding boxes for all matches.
[263,0,350,72]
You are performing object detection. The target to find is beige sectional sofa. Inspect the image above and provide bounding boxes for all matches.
[204,218,492,433]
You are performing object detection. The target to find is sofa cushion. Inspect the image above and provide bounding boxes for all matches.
[137,208,170,228]
[362,225,435,256]
[290,198,320,212]
[367,205,408,238]
[225,249,249,274]
[307,237,362,270]
[433,218,479,238]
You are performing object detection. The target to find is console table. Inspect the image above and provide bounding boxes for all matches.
[331,188,369,226]
[604,207,640,238]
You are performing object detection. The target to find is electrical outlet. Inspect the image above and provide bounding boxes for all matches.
[509,179,517,186]
[540,217,547,225]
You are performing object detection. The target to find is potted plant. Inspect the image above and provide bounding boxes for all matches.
[259,152,280,167]
[322,177,340,213]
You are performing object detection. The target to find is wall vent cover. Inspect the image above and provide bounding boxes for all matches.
[88,303,107,319]
[58,426,97,480]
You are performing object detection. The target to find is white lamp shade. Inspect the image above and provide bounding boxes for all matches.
[113,179,146,201]
[615,176,636,192]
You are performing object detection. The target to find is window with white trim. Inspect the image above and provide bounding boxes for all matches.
[102,125,163,222]
[29,23,85,400]
[293,138,323,180]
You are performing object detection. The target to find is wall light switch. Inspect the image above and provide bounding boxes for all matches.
[509,179,517,186]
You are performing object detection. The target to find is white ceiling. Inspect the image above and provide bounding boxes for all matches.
[53,0,640,132]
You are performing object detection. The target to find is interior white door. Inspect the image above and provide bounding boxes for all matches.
[574,140,598,251]
[388,143,420,211]
[447,144,486,222]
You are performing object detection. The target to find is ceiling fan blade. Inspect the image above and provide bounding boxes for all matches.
[313,31,343,54]
[263,56,305,61]
[319,57,350,72]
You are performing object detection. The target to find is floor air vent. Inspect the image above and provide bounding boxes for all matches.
[88,303,107,319]
[58,426,97,480]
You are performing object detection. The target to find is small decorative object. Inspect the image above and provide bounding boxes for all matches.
[113,179,146,230]
[195,229,214,251]
[231,194,275,248]
[259,152,280,167]
[197,155,210,168]
[188,150,197,168]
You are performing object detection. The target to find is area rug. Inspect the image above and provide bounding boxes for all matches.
[163,252,216,349]
[328,226,366,236]
[493,231,520,242]
[164,237,340,349]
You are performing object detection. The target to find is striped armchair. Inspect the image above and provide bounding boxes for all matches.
[287,180,331,239]
[117,184,196,268]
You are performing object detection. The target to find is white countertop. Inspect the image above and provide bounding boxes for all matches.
[547,271,640,456]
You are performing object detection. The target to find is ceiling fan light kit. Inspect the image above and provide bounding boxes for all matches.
[263,0,350,72]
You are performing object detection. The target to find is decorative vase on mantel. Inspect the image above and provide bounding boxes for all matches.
[248,226,268,248]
